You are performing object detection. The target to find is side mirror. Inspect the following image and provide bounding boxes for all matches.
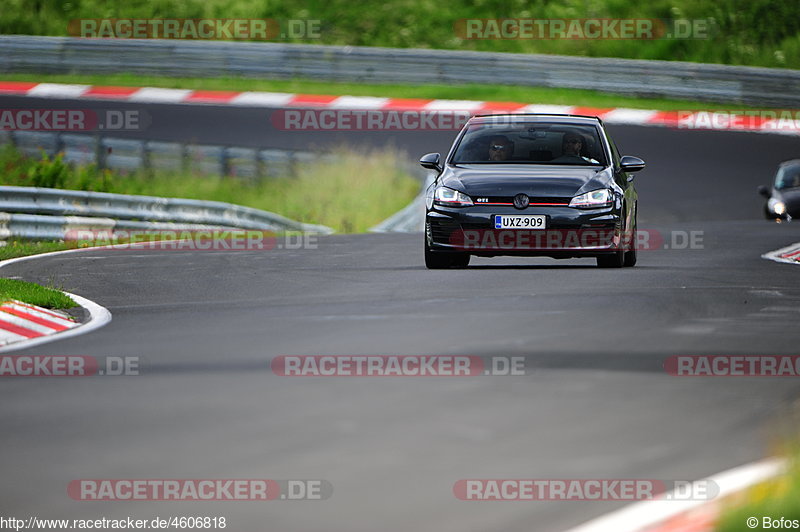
[757,185,770,198]
[620,155,646,173]
[420,152,442,171]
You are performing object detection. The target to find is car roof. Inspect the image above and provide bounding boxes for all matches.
[468,113,603,125]
[779,159,800,168]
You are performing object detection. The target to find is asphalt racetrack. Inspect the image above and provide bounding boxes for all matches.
[1,96,800,531]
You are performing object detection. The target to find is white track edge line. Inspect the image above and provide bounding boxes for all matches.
[0,245,117,353]
[762,242,800,265]
[564,457,786,532]
[7,83,800,136]
[0,291,112,353]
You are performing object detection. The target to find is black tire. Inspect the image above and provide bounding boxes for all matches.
[425,244,451,269]
[425,241,470,269]
[597,249,625,268]
[450,252,471,268]
[623,210,637,267]
[623,243,637,267]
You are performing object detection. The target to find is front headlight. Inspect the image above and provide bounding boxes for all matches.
[434,187,473,207]
[569,189,613,209]
[773,201,787,215]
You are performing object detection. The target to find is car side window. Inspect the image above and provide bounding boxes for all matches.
[606,133,622,168]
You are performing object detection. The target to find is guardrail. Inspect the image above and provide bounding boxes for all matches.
[1,36,799,106]
[0,186,334,240]
[0,130,311,179]
[368,173,433,233]
[0,130,429,238]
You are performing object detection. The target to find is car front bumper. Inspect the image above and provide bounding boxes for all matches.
[426,204,627,258]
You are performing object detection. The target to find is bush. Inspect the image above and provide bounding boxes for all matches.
[1,0,799,68]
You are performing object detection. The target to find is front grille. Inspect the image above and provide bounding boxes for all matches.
[460,222,491,231]
[474,196,571,205]
[427,219,460,244]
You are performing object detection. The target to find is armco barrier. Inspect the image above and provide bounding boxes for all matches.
[0,212,289,241]
[0,130,315,179]
[0,186,334,240]
[368,172,434,234]
[61,133,97,165]
[1,36,800,106]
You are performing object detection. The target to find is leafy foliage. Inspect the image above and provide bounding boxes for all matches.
[2,0,799,68]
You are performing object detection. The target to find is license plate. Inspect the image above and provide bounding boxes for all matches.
[494,215,547,229]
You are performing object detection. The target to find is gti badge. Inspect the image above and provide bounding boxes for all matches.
[513,193,530,209]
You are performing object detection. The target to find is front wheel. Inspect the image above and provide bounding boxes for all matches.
[425,241,470,269]
[623,212,637,267]
[597,249,625,268]
[449,252,470,268]
[623,244,637,267]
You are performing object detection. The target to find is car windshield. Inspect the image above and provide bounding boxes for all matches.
[451,121,608,166]
[775,165,800,189]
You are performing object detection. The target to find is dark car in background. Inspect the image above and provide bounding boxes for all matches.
[758,159,800,221]
[421,114,646,269]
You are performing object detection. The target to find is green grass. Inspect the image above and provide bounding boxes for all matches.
[2,0,800,69]
[0,144,420,234]
[0,72,768,111]
[0,144,419,270]
[715,453,800,531]
[278,149,420,233]
[0,241,72,262]
[0,278,76,309]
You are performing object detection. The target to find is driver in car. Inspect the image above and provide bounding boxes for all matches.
[487,135,514,161]
[552,133,599,164]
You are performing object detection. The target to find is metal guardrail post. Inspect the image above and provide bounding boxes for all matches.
[95,134,106,171]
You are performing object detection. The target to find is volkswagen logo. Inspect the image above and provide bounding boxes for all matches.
[513,194,530,209]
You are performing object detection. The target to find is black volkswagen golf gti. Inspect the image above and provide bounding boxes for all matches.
[422,114,646,269]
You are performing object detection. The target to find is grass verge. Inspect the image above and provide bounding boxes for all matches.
[0,278,76,309]
[0,72,767,112]
[3,0,799,69]
[0,241,72,262]
[715,460,799,531]
[714,438,800,531]
[1,144,421,233]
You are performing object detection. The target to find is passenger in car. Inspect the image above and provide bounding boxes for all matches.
[553,133,599,164]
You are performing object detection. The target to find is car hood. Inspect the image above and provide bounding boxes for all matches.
[441,164,610,197]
